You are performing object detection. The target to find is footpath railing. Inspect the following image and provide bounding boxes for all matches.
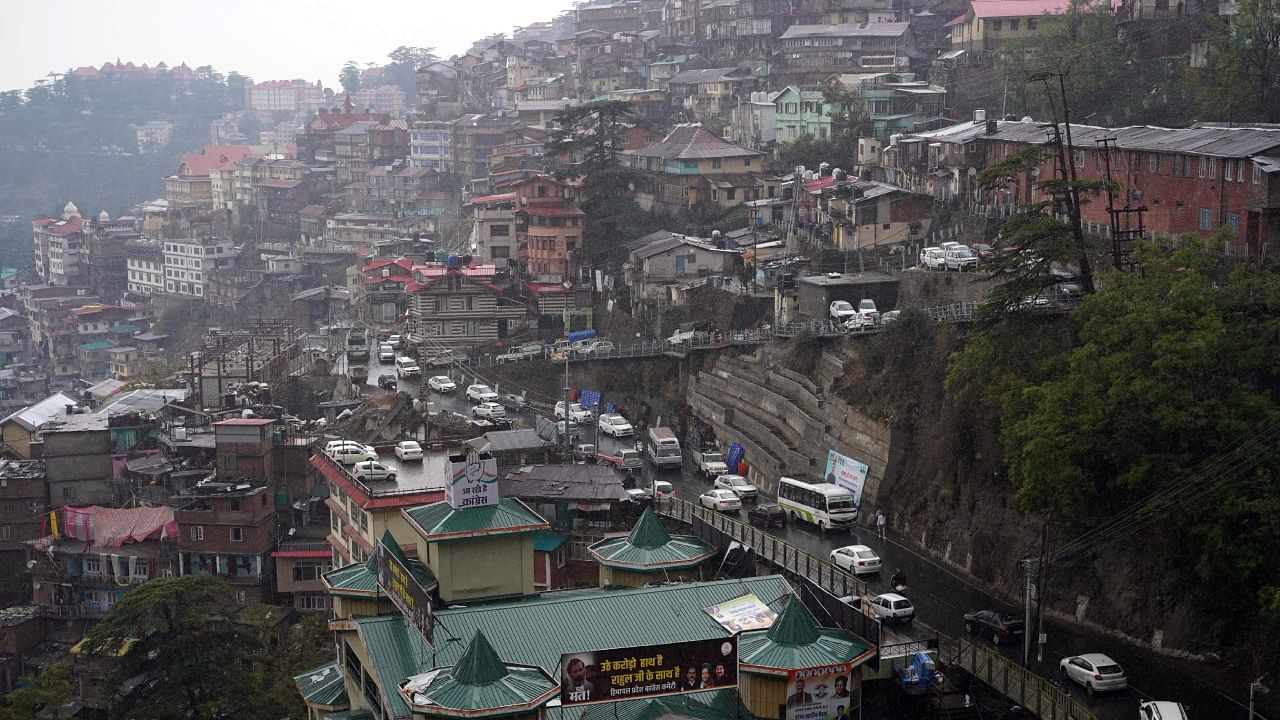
[660,497,867,601]
[947,639,1098,720]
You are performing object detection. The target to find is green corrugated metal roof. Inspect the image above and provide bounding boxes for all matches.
[294,661,348,707]
[380,530,438,588]
[533,531,569,553]
[401,632,557,715]
[356,615,424,719]
[627,507,671,548]
[322,712,373,720]
[404,498,548,540]
[79,340,117,351]
[738,600,872,673]
[323,556,381,597]
[588,532,716,572]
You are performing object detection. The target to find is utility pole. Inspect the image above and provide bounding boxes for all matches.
[563,350,571,458]
[1021,557,1041,667]
[1038,69,1095,294]
[1096,137,1146,272]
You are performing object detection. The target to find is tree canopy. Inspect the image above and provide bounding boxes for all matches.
[1193,0,1280,122]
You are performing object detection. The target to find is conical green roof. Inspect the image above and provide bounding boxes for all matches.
[453,631,509,686]
[380,529,411,567]
[765,598,820,646]
[627,506,672,549]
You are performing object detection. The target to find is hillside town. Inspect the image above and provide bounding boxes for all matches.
[0,0,1278,719]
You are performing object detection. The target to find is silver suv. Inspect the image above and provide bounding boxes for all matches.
[944,245,979,272]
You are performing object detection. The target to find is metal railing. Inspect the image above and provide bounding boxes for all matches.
[660,497,867,600]
[947,639,1098,720]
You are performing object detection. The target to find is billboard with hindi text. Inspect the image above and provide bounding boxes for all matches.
[558,637,738,706]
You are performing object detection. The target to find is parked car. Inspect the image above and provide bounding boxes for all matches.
[829,300,858,322]
[598,413,634,438]
[555,401,594,423]
[496,349,532,363]
[394,440,424,461]
[856,299,880,326]
[667,322,710,346]
[830,544,882,575]
[350,460,397,482]
[1058,654,1127,695]
[880,310,901,325]
[573,443,597,461]
[554,419,581,440]
[699,488,742,512]
[388,334,404,349]
[972,243,996,261]
[651,480,674,501]
[1140,701,1188,720]
[921,247,946,270]
[963,610,1025,645]
[325,442,378,465]
[747,503,787,528]
[377,373,397,391]
[472,402,506,419]
[869,593,915,624]
[466,384,499,403]
[944,245,979,272]
[714,474,758,502]
[697,450,728,478]
[500,392,530,411]
[427,375,457,393]
[843,313,877,332]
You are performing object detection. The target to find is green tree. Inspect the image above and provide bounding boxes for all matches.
[547,100,658,263]
[82,576,254,720]
[0,663,72,720]
[1193,0,1280,122]
[339,61,363,95]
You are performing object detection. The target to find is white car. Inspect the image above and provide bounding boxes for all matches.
[555,401,594,423]
[427,375,457,393]
[697,450,728,478]
[466,384,498,403]
[324,442,378,465]
[829,300,857,322]
[1058,654,1127,695]
[944,245,979,271]
[598,413,634,438]
[830,544,881,575]
[1140,701,1188,720]
[388,334,404,349]
[869,593,914,624]
[394,440,423,461]
[350,460,397,482]
[378,345,395,363]
[714,474,758,502]
[586,340,615,355]
[921,247,946,270]
[472,402,506,419]
[395,357,421,378]
[699,488,741,512]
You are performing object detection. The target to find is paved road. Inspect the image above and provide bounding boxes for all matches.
[347,354,1256,719]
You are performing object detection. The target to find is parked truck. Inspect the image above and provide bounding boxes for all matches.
[346,330,369,362]
[348,364,368,384]
[646,426,683,471]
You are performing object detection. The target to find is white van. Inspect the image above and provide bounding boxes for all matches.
[395,356,421,378]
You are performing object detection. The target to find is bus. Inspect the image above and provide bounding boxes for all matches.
[646,427,683,471]
[776,476,858,532]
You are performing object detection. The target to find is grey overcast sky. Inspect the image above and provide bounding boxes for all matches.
[1,0,573,92]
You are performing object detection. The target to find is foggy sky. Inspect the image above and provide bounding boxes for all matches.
[1,0,573,92]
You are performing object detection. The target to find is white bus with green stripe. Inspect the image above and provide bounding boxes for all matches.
[777,476,858,532]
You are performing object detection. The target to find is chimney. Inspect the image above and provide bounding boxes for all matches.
[65,404,76,416]
[973,108,987,125]
[985,120,998,135]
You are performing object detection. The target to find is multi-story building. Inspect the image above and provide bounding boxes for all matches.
[451,115,523,183]
[625,231,743,312]
[32,202,87,287]
[407,263,526,347]
[20,286,101,379]
[162,235,237,298]
[164,145,254,212]
[510,175,585,282]
[576,0,645,33]
[213,417,278,482]
[773,85,837,142]
[624,123,768,212]
[84,212,138,303]
[730,90,781,149]
[886,119,1280,256]
[469,193,518,267]
[415,62,463,120]
[409,121,453,171]
[125,239,165,295]
[666,67,757,123]
[310,451,444,568]
[0,392,79,460]
[272,539,332,613]
[131,120,174,153]
[0,460,47,582]
[948,0,1062,56]
[41,412,114,507]
[174,480,276,605]
[0,306,30,370]
[779,22,914,75]
[247,79,325,114]
[832,72,948,141]
[28,505,178,621]
[295,98,386,164]
[353,85,407,115]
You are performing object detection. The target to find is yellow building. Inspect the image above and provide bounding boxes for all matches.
[947,0,1072,54]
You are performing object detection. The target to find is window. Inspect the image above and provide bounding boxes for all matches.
[1177,155,1192,177]
[1073,150,1086,169]
[0,526,12,540]
[1224,159,1234,181]
[1225,212,1240,234]
[1149,153,1161,173]
[229,499,241,512]
[1253,163,1263,184]
[991,19,1002,30]
[63,487,78,502]
[230,527,243,542]
[490,224,509,237]
[299,594,327,611]
[492,246,510,259]
[83,556,102,574]
[1198,156,1208,178]
[711,158,722,169]
[1009,18,1020,30]
[293,561,326,582]
[1198,208,1212,230]
[191,526,204,541]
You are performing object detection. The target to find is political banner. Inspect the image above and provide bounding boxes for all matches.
[725,443,745,474]
[445,447,499,509]
[703,593,776,633]
[785,664,856,720]
[824,451,869,507]
[559,636,738,706]
[579,389,602,409]
[376,540,434,644]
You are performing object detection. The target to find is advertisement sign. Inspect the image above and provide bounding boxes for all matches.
[444,447,498,509]
[725,443,745,474]
[376,540,434,643]
[785,664,856,720]
[558,636,738,706]
[579,389,602,409]
[824,451,869,507]
[703,593,777,633]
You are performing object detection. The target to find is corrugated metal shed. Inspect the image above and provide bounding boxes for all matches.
[293,661,349,706]
[913,120,1280,157]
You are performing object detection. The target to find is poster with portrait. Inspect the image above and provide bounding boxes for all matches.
[559,636,738,706]
[824,451,868,507]
[703,593,777,633]
[785,664,856,720]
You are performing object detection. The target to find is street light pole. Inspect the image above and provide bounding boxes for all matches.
[1251,675,1268,720]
